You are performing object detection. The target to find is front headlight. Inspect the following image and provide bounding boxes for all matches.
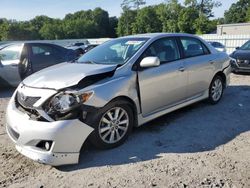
[48,91,93,114]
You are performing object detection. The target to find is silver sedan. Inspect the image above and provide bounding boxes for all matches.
[6,33,231,166]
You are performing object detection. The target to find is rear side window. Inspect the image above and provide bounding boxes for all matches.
[180,37,210,58]
[31,44,60,56]
[0,44,23,61]
[142,38,180,63]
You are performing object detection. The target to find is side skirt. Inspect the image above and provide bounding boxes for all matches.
[137,90,209,126]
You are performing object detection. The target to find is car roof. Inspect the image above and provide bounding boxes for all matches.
[121,33,199,39]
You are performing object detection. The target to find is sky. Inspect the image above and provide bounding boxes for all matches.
[0,0,239,21]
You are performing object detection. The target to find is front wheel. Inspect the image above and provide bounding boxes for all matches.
[89,101,134,149]
[208,75,224,104]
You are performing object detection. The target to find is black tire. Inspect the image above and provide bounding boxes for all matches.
[88,100,134,149]
[208,75,224,104]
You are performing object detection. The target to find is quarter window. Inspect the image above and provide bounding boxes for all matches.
[180,37,209,58]
[143,38,180,63]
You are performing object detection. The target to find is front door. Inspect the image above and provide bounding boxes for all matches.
[137,37,188,117]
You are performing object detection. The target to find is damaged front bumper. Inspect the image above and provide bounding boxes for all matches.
[6,94,94,166]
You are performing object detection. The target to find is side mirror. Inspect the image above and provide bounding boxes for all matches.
[236,47,239,50]
[140,57,160,68]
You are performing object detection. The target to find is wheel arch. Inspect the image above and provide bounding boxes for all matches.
[108,96,139,127]
[213,71,226,88]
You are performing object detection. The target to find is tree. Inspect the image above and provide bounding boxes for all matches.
[224,0,250,23]
[183,0,221,34]
[39,19,64,39]
[108,17,118,37]
[132,6,162,34]
[121,0,146,10]
[157,1,183,32]
[117,9,137,36]
[184,0,221,18]
[246,7,250,22]
[178,7,198,33]
[92,8,110,37]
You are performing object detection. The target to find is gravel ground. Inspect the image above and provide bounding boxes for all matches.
[0,73,249,188]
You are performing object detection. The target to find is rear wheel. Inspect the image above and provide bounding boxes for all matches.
[89,101,134,149]
[208,75,224,104]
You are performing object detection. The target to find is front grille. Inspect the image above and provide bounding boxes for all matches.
[16,92,41,109]
[237,60,250,68]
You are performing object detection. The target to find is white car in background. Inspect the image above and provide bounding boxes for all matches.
[208,41,227,53]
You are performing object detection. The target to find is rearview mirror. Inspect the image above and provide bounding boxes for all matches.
[140,57,160,68]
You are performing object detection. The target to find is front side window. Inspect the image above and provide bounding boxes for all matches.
[0,44,23,61]
[77,38,148,65]
[142,38,180,62]
[180,37,209,58]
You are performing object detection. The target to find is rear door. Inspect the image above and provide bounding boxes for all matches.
[137,37,188,116]
[178,37,215,98]
[29,44,65,72]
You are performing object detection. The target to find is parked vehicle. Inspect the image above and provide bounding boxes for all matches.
[208,41,226,52]
[83,44,98,53]
[6,33,231,166]
[230,40,250,73]
[67,44,98,57]
[0,42,77,87]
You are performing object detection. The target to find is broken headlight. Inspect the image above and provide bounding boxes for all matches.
[48,91,93,114]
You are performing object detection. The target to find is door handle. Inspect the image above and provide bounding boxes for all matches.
[178,67,185,72]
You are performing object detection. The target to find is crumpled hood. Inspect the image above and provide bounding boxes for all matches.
[23,62,117,90]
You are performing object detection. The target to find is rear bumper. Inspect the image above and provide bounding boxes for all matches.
[6,94,94,166]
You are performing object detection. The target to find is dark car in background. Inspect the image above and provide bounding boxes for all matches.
[67,43,98,57]
[230,40,250,73]
[0,42,77,87]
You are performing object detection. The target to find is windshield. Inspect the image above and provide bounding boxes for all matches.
[240,40,250,50]
[77,37,148,65]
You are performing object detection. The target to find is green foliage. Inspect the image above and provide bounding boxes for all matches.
[157,0,183,32]
[117,9,137,36]
[224,0,250,24]
[121,0,146,10]
[132,6,162,34]
[184,0,221,17]
[178,7,199,33]
[1,0,245,41]
[0,8,118,41]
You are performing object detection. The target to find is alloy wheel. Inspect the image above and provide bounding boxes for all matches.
[211,78,223,102]
[98,107,129,144]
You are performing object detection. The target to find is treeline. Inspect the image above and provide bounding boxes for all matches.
[0,8,118,40]
[0,0,249,41]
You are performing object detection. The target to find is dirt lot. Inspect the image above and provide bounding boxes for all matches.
[0,74,249,188]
